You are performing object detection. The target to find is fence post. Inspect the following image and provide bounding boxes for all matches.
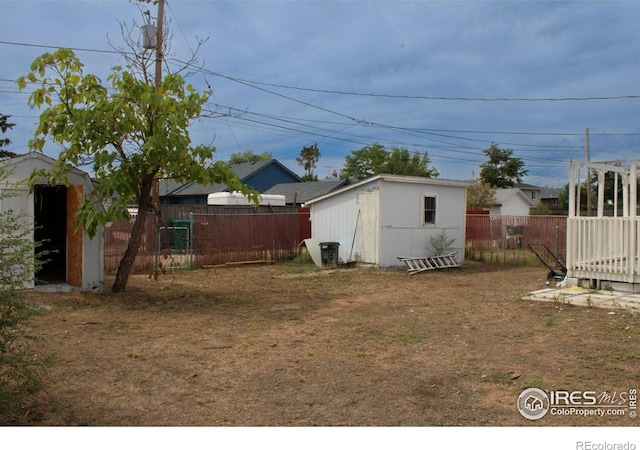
[189,212,194,270]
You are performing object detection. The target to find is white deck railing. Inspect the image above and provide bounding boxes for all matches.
[567,217,639,280]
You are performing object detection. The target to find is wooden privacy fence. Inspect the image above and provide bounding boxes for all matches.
[104,210,311,273]
[465,215,567,264]
[104,214,157,273]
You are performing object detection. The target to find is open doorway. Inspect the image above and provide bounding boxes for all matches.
[34,185,67,284]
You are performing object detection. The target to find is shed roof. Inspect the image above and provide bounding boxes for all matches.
[303,174,472,206]
[1,152,93,183]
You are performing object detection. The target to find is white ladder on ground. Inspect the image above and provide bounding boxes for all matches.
[397,252,461,275]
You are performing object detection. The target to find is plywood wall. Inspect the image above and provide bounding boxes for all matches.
[67,185,83,287]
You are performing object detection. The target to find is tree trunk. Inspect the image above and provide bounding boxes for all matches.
[111,177,154,293]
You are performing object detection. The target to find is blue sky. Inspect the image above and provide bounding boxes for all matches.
[1,0,639,187]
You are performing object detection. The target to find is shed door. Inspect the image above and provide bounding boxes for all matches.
[356,190,380,264]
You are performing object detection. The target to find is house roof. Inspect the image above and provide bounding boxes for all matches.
[303,174,472,206]
[264,179,349,204]
[540,187,564,199]
[493,188,532,206]
[514,183,540,190]
[160,159,303,197]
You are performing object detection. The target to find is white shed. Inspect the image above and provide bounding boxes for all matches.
[488,188,532,216]
[304,174,472,267]
[0,153,104,291]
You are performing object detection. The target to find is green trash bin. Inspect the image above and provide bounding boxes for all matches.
[170,219,191,250]
[319,242,340,268]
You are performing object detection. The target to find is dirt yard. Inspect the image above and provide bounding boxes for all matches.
[6,260,639,426]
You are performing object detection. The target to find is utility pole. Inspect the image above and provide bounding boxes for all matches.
[152,0,165,214]
[139,0,165,213]
[140,0,165,275]
[154,0,165,91]
[586,128,591,216]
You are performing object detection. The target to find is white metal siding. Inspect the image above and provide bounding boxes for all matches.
[310,188,359,264]
[355,189,380,264]
[0,187,35,289]
[379,181,467,267]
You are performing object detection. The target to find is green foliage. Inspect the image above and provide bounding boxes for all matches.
[428,229,456,256]
[0,114,17,160]
[18,49,259,235]
[385,147,439,178]
[296,143,321,181]
[530,202,552,215]
[466,178,496,210]
[479,144,527,188]
[18,49,258,292]
[341,143,438,180]
[0,168,48,415]
[229,150,272,164]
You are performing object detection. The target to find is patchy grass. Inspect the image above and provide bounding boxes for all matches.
[5,260,639,426]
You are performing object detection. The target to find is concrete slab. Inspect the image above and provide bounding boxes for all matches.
[523,286,640,313]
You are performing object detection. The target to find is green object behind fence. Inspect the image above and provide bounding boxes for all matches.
[170,219,191,250]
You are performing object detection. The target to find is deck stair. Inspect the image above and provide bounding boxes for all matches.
[397,252,461,275]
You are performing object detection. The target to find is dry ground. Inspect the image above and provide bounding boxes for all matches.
[6,260,640,426]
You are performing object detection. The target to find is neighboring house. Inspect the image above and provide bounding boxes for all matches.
[160,159,303,205]
[514,183,541,207]
[540,187,566,214]
[264,178,349,206]
[0,153,104,291]
[489,188,533,216]
[303,174,472,268]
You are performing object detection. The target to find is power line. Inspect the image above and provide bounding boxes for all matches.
[0,40,126,55]
[207,74,640,103]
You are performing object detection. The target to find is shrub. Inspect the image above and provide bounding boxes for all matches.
[429,229,456,256]
[0,170,48,416]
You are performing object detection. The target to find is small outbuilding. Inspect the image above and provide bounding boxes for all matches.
[0,153,104,291]
[303,174,472,267]
[488,188,533,216]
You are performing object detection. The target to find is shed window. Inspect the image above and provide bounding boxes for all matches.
[423,195,436,225]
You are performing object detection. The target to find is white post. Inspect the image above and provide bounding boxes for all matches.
[622,173,630,218]
[614,172,619,218]
[597,169,605,218]
[625,162,637,282]
[569,161,577,218]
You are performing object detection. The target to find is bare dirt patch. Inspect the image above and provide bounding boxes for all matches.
[7,261,639,426]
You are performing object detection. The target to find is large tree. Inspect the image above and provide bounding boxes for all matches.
[479,144,527,188]
[18,49,255,293]
[229,150,272,164]
[296,143,320,182]
[0,114,17,160]
[341,143,438,180]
